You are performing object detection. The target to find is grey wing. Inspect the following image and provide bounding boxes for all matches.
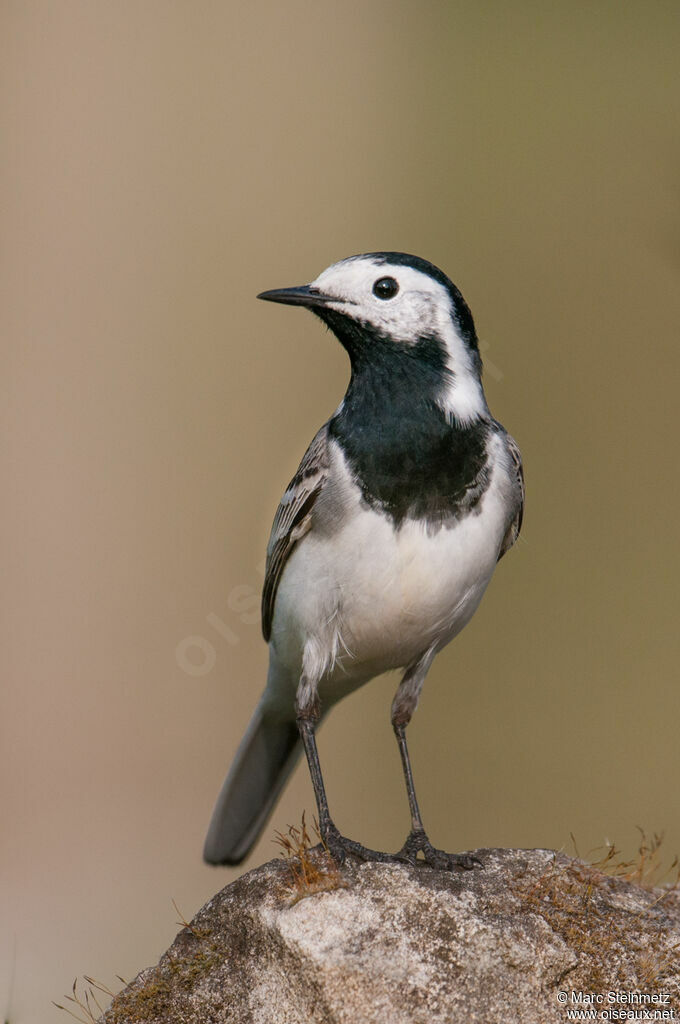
[261,423,330,641]
[498,432,524,559]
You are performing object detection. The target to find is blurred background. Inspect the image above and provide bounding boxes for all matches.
[2,1,679,1020]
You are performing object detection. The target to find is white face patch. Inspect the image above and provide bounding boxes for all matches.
[313,256,451,343]
[311,255,488,426]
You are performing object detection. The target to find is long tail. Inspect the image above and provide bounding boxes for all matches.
[203,696,302,865]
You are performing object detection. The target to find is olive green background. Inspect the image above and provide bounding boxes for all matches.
[2,2,679,1020]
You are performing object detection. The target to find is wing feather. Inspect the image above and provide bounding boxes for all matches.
[498,432,524,559]
[261,424,330,641]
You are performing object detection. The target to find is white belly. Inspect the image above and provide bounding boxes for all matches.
[270,439,511,700]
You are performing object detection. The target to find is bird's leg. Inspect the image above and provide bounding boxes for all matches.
[391,653,482,872]
[295,707,331,836]
[296,681,395,866]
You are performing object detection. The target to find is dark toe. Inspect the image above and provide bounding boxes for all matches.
[321,825,396,866]
[397,830,483,872]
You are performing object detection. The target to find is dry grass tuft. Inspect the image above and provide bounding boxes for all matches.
[53,976,124,1024]
[581,828,680,891]
[516,830,680,994]
[171,899,213,942]
[273,811,346,903]
[54,900,221,1023]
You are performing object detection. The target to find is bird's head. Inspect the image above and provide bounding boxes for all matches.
[258,252,487,425]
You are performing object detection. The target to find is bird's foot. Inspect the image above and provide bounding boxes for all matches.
[319,821,398,866]
[396,828,483,872]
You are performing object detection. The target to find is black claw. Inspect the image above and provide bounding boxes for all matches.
[396,829,483,872]
[320,823,400,866]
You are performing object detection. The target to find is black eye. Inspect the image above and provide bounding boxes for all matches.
[372,276,399,300]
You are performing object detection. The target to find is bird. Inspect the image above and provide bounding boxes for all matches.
[203,251,523,872]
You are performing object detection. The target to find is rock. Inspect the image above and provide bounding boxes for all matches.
[101,847,680,1023]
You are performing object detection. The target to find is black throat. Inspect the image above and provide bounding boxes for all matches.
[320,311,490,527]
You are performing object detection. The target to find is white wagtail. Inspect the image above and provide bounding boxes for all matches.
[204,252,524,871]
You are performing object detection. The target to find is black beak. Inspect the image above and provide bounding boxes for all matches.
[256,285,338,309]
